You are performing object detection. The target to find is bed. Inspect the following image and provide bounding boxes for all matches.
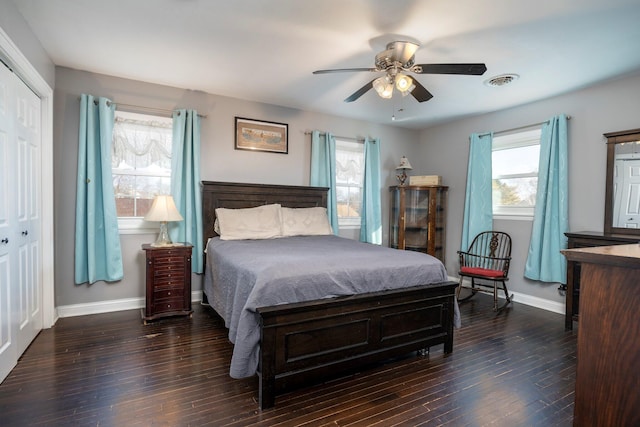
[201,181,459,409]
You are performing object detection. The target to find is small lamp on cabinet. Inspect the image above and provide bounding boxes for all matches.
[144,195,183,247]
[395,156,413,186]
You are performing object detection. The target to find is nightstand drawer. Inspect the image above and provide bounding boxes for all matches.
[153,277,183,288]
[154,249,185,258]
[154,262,185,272]
[155,256,188,266]
[154,268,184,281]
[153,298,185,313]
[154,287,184,301]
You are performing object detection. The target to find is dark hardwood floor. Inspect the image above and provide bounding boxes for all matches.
[0,294,576,426]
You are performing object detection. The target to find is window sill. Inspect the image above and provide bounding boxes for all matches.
[338,224,361,230]
[119,228,157,235]
[118,218,158,235]
[494,214,534,221]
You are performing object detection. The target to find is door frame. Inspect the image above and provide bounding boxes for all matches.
[0,26,56,328]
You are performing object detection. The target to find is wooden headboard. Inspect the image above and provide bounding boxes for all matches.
[201,181,329,248]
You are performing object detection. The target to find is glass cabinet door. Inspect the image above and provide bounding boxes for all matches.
[404,188,430,251]
[389,185,447,263]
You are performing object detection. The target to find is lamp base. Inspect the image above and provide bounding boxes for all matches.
[151,222,174,247]
[396,170,408,186]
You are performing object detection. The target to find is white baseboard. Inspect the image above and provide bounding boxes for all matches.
[57,290,204,318]
[449,275,565,315]
[56,283,565,318]
[509,291,565,314]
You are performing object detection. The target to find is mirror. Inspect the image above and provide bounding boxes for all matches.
[604,128,640,235]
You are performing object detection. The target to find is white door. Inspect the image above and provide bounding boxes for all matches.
[616,159,640,229]
[15,65,42,355]
[0,61,42,382]
[0,58,18,382]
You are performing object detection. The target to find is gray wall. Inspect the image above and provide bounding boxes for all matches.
[415,71,640,306]
[54,66,420,307]
[0,1,55,88]
[5,0,640,313]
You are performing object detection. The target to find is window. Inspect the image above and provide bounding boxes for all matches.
[335,138,364,227]
[111,111,173,231]
[492,127,542,218]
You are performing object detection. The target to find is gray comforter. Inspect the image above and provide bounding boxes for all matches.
[204,235,454,378]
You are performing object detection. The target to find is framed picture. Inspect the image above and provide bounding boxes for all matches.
[235,117,288,154]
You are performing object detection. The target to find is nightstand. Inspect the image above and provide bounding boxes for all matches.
[141,243,193,323]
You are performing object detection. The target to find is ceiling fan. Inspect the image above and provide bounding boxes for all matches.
[313,41,487,103]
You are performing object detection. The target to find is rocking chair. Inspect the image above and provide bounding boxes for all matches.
[457,231,513,311]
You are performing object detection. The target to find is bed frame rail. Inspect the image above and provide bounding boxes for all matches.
[257,281,458,409]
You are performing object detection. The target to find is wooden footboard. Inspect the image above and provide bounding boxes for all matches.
[256,281,458,409]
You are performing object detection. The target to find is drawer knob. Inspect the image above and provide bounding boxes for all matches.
[167,304,171,308]
[167,291,171,296]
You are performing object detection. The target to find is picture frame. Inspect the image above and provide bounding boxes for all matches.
[235,117,288,154]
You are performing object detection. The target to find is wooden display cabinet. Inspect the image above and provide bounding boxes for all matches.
[389,185,448,263]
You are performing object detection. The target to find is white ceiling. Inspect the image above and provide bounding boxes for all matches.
[12,0,640,129]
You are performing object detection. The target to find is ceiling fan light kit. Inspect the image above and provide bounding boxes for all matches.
[313,40,487,103]
[395,73,414,92]
[373,76,394,98]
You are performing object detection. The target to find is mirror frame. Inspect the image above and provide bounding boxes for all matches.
[604,127,640,235]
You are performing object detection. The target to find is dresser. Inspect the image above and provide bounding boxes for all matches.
[562,244,640,426]
[141,243,193,323]
[389,185,448,263]
[564,231,638,330]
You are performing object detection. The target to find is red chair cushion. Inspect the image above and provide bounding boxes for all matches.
[460,266,505,279]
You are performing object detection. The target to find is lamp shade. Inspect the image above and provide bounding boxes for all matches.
[373,76,394,99]
[395,156,413,170]
[144,195,184,222]
[395,74,413,92]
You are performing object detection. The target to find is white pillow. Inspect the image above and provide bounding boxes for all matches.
[281,207,333,237]
[215,203,282,240]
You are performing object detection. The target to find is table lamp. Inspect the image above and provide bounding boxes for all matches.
[144,195,183,246]
[395,156,413,185]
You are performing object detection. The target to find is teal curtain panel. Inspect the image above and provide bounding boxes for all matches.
[525,114,569,283]
[461,132,494,252]
[360,137,382,244]
[74,94,123,284]
[310,130,339,233]
[170,109,204,274]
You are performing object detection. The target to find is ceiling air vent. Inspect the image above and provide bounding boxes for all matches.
[484,74,519,87]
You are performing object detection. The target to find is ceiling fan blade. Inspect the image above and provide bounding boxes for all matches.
[410,79,434,103]
[413,63,487,75]
[313,68,378,74]
[344,80,374,103]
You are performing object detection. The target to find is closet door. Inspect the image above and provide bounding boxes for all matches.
[0,61,18,381]
[15,66,42,355]
[0,62,42,382]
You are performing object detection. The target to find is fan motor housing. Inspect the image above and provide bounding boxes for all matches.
[375,41,419,70]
